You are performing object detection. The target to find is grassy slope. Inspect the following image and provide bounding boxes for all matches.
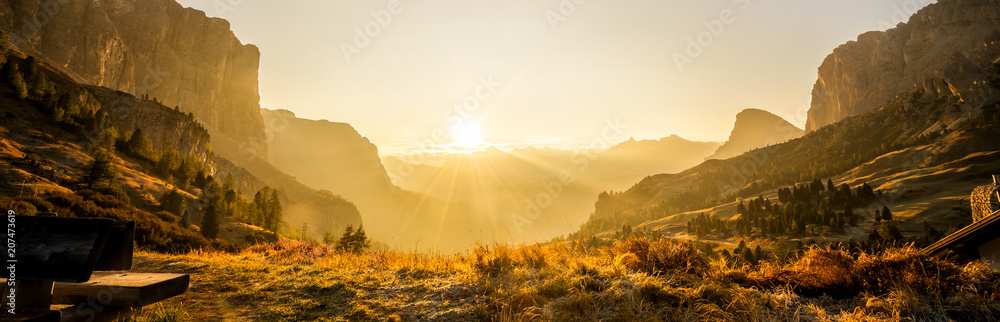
[131,239,999,321]
[576,89,1000,242]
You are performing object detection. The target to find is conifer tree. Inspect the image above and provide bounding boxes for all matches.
[337,225,355,250]
[125,128,156,160]
[81,148,117,189]
[202,204,220,239]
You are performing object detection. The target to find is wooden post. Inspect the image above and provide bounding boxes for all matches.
[19,278,54,310]
[995,175,1000,208]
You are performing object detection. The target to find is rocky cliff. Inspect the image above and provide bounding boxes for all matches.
[86,86,212,162]
[709,109,803,160]
[0,0,266,154]
[260,108,394,201]
[805,0,1000,132]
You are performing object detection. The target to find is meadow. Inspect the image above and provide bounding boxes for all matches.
[129,238,1000,321]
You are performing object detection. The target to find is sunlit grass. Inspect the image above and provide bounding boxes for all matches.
[135,238,1000,321]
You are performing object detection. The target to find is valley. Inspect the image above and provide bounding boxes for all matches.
[1,0,1000,320]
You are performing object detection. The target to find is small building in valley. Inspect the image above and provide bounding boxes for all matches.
[923,175,1000,270]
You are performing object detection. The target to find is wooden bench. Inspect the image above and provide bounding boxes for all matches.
[1,215,189,322]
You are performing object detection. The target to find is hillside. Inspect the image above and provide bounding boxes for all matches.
[708,109,803,160]
[0,30,360,249]
[576,81,1000,240]
[0,0,268,154]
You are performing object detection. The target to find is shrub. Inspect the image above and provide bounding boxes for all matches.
[855,247,963,294]
[244,240,337,262]
[614,237,707,275]
[515,245,548,269]
[781,248,857,298]
[155,211,179,224]
[471,245,515,278]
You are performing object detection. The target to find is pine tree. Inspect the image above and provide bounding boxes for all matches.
[337,225,355,251]
[159,189,185,216]
[201,204,220,239]
[180,210,191,228]
[881,205,893,221]
[125,128,156,161]
[352,224,370,252]
[267,190,283,232]
[2,61,28,99]
[81,148,117,189]
[741,247,757,265]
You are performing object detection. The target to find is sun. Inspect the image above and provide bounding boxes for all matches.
[450,121,484,148]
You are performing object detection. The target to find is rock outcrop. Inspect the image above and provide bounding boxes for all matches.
[0,0,266,154]
[708,109,803,160]
[805,0,1000,132]
[85,86,212,163]
[260,108,394,202]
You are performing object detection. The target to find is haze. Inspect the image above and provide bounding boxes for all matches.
[175,0,933,155]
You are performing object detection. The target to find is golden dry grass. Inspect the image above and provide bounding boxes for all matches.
[132,238,1000,321]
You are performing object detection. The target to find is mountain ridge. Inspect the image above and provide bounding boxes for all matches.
[708,108,804,160]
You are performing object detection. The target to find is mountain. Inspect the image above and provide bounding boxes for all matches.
[260,108,393,200]
[595,135,723,177]
[0,2,365,244]
[0,39,301,250]
[574,0,1000,240]
[805,0,1000,132]
[379,136,722,243]
[708,109,803,160]
[0,0,267,155]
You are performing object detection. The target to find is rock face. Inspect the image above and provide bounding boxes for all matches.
[87,86,212,163]
[0,0,266,154]
[260,109,394,201]
[709,109,803,160]
[805,0,1000,132]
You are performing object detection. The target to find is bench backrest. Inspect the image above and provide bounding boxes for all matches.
[17,216,135,283]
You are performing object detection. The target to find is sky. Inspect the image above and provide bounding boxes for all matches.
[176,0,935,156]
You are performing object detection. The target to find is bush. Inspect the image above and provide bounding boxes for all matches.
[155,211,179,224]
[748,246,978,299]
[471,245,515,278]
[614,237,707,275]
[244,240,336,262]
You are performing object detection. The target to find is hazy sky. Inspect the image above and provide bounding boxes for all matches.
[176,0,934,155]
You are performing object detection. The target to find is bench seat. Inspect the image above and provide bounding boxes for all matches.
[51,273,190,307]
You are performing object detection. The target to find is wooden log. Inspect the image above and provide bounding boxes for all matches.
[51,273,189,307]
[17,216,114,283]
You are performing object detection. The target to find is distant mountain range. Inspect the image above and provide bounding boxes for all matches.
[708,109,803,160]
